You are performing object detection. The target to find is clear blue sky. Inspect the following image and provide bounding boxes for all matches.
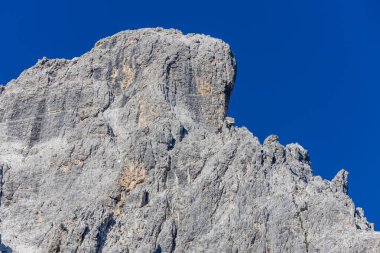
[1,0,379,225]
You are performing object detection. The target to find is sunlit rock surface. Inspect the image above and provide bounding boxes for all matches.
[0,28,379,253]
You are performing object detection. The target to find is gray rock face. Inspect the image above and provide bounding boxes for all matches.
[0,28,379,252]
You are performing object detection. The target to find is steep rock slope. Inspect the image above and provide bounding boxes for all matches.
[0,28,379,253]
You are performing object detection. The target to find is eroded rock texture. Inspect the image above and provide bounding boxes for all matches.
[0,28,379,252]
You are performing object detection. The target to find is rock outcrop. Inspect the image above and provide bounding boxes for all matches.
[0,28,379,252]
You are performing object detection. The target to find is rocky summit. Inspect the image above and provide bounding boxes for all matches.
[0,28,379,253]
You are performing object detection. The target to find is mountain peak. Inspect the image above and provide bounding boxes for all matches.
[0,29,378,252]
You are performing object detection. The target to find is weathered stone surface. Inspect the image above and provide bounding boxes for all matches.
[0,28,379,252]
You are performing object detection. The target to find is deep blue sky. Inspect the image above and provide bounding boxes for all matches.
[1,0,379,225]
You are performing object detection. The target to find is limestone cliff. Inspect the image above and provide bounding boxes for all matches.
[0,28,379,252]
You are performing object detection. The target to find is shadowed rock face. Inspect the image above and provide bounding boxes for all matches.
[0,28,378,253]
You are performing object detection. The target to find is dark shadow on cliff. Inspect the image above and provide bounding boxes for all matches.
[0,241,12,253]
[154,245,162,253]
